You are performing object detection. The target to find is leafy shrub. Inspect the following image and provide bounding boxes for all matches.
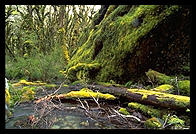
[5,46,66,82]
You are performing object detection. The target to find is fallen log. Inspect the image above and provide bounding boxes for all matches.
[87,85,190,111]
[35,84,189,111]
[34,88,116,104]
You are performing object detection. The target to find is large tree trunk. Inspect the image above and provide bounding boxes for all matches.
[65,5,191,83]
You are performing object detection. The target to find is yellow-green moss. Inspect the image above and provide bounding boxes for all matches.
[21,89,35,102]
[44,84,57,88]
[63,88,116,100]
[128,88,190,109]
[65,5,180,83]
[142,94,148,100]
[128,102,162,118]
[144,117,162,129]
[66,62,100,82]
[63,84,69,87]
[119,108,130,115]
[178,80,190,96]
[12,79,46,87]
[153,84,174,93]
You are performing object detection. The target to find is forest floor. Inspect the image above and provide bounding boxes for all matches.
[6,81,190,129]
[5,83,151,129]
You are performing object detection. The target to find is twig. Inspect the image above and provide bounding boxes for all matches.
[147,75,154,88]
[51,81,65,95]
[87,91,100,108]
[175,76,180,95]
[84,100,90,111]
[111,108,141,122]
[35,81,65,104]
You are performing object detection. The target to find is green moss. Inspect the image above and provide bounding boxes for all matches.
[66,62,100,82]
[119,108,130,115]
[178,80,190,96]
[145,69,172,84]
[65,5,180,83]
[144,117,162,129]
[63,88,116,100]
[63,84,69,87]
[128,88,190,109]
[128,102,162,118]
[153,84,174,93]
[142,94,148,100]
[45,84,57,88]
[12,79,46,87]
[104,5,119,19]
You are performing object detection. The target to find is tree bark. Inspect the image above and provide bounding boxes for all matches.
[35,84,190,111]
[86,85,190,111]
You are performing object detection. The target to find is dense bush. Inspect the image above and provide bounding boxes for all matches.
[5,46,66,82]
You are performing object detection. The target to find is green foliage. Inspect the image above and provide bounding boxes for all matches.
[125,81,133,88]
[9,83,37,107]
[6,46,65,82]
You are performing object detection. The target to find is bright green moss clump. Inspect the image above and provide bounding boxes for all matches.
[119,108,130,115]
[63,88,116,100]
[128,102,162,118]
[153,84,174,93]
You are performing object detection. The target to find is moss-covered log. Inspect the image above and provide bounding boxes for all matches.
[86,85,190,110]
[65,5,191,83]
[35,87,116,104]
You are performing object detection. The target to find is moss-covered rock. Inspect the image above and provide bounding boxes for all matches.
[65,5,191,83]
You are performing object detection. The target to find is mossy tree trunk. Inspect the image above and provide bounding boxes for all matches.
[65,5,191,84]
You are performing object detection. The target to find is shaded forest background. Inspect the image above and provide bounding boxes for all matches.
[5,5,101,82]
